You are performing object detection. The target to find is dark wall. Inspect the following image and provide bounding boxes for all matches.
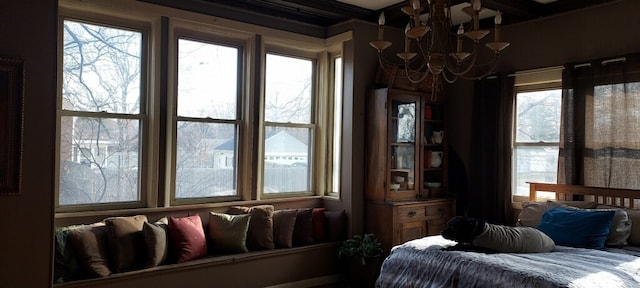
[448,0,640,184]
[0,0,57,287]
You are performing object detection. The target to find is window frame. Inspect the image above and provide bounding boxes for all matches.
[259,48,318,199]
[55,12,157,212]
[511,83,562,202]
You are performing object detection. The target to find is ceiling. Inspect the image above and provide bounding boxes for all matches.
[194,0,616,28]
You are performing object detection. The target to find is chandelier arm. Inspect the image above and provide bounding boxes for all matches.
[441,69,458,84]
[403,64,431,84]
[455,56,500,80]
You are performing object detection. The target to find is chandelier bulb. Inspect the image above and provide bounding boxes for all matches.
[457,24,464,35]
[472,0,481,11]
[378,12,386,25]
[495,11,502,25]
[411,0,420,10]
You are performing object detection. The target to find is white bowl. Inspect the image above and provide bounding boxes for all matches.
[426,182,441,188]
[390,183,400,191]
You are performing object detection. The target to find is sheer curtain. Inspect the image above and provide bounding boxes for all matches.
[466,73,514,225]
[559,54,640,189]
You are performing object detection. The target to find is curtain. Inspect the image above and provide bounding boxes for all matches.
[465,73,514,225]
[559,54,640,189]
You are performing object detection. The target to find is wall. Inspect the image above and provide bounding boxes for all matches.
[447,0,640,187]
[0,0,57,287]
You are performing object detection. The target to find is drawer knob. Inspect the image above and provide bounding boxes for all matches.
[408,210,416,217]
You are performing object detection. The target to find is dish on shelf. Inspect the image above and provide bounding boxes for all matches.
[390,183,400,191]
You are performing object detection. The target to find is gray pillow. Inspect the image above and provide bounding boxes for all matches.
[472,224,555,253]
[208,212,251,253]
[142,217,168,267]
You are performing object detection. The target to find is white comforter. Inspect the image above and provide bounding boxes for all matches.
[376,236,640,288]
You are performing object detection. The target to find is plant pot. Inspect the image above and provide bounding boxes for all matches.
[345,255,382,288]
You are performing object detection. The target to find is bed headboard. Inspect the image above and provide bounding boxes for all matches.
[529,182,640,209]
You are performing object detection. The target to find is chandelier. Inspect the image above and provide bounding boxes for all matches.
[370,0,510,91]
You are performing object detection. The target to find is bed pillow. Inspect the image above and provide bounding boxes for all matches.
[104,215,148,272]
[624,208,640,245]
[227,205,274,250]
[517,200,597,227]
[537,208,615,249]
[67,224,112,277]
[142,217,168,267]
[168,215,208,263]
[273,209,297,248]
[208,212,251,253]
[594,205,632,247]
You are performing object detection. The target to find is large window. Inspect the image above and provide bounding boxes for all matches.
[58,19,145,207]
[512,89,562,196]
[56,2,347,211]
[263,53,314,195]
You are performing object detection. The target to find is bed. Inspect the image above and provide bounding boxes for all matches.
[375,183,640,288]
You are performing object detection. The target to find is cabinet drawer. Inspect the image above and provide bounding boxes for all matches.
[398,206,426,222]
[425,204,451,221]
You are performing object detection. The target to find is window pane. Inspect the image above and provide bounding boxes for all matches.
[515,90,561,143]
[332,57,342,193]
[513,146,558,196]
[62,20,141,114]
[263,126,310,193]
[176,122,237,198]
[59,116,140,205]
[264,54,313,124]
[178,39,238,119]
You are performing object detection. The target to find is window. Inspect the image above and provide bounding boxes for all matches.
[58,19,145,207]
[173,38,241,201]
[262,53,314,195]
[512,89,562,197]
[330,56,343,194]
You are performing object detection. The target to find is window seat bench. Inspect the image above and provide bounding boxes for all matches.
[54,242,342,288]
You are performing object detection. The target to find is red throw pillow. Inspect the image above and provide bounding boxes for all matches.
[168,215,207,263]
[312,208,326,242]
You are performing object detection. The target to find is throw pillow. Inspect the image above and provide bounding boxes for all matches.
[68,224,112,277]
[54,224,98,283]
[142,217,169,267]
[273,209,297,248]
[312,208,327,243]
[208,212,251,253]
[537,208,615,249]
[168,215,208,263]
[228,205,275,250]
[625,208,640,245]
[325,210,346,242]
[104,215,148,272]
[293,208,314,246]
[517,200,597,227]
[595,205,632,246]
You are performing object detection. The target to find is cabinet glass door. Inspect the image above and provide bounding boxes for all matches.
[390,99,417,196]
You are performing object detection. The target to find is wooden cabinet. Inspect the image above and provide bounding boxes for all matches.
[365,200,454,253]
[365,87,454,254]
[365,88,448,202]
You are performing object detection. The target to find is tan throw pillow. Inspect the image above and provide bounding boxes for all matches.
[208,212,251,253]
[625,208,640,245]
[142,217,168,268]
[104,215,148,272]
[517,200,597,227]
[273,209,297,248]
[68,224,111,278]
[595,205,632,246]
[228,205,275,250]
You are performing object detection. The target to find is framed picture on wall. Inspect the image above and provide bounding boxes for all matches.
[0,57,24,195]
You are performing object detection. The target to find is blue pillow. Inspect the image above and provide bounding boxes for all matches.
[537,208,615,249]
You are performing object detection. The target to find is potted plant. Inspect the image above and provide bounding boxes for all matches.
[338,233,383,287]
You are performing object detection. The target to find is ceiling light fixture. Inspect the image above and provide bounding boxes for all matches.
[371,0,510,95]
